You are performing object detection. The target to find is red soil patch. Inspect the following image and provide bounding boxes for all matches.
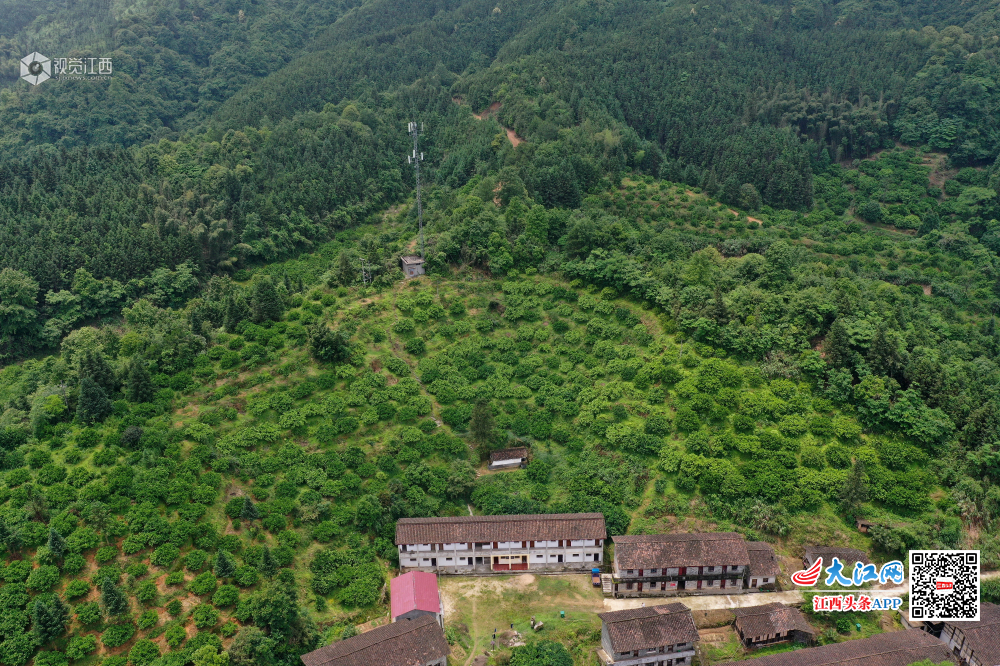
[473,102,502,120]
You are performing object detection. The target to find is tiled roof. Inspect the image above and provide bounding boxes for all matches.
[489,447,528,462]
[733,603,815,640]
[944,602,1000,666]
[803,546,870,565]
[612,532,750,569]
[746,541,781,578]
[300,615,448,666]
[396,513,606,545]
[598,602,699,653]
[390,572,440,619]
[714,629,954,666]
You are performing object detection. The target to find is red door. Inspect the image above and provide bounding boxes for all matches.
[678,567,686,576]
[637,582,643,592]
[697,579,702,589]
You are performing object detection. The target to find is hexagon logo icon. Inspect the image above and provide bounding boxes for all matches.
[20,52,51,85]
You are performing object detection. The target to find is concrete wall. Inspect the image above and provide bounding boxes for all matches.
[393,608,443,628]
[399,540,602,574]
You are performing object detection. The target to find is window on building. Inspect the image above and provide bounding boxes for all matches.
[626,582,634,590]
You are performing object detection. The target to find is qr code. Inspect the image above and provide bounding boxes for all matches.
[909,550,979,621]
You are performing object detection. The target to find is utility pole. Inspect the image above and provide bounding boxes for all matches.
[360,257,371,286]
[407,121,425,260]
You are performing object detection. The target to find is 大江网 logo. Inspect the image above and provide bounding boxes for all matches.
[20,52,51,85]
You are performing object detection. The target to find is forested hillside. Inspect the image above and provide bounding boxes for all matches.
[2,0,1000,663]
[1,0,1000,359]
[2,166,1000,665]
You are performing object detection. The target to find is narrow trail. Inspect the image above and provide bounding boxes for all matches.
[463,594,482,666]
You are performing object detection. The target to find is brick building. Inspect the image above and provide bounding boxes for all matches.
[941,601,1000,666]
[733,603,815,648]
[390,571,443,628]
[488,446,529,470]
[609,533,777,597]
[400,255,425,278]
[597,603,699,666]
[746,541,781,590]
[715,629,955,666]
[396,513,606,574]
[300,615,448,666]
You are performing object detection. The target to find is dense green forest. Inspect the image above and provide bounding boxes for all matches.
[1,0,1000,358]
[1,0,1000,663]
[2,168,1000,665]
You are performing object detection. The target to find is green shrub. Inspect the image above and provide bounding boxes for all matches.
[101,623,136,649]
[165,624,186,649]
[95,546,118,564]
[64,580,91,599]
[66,635,98,661]
[75,602,102,625]
[188,571,217,596]
[137,610,158,630]
[184,549,208,571]
[212,584,240,607]
[128,639,160,666]
[26,565,61,591]
[191,604,219,629]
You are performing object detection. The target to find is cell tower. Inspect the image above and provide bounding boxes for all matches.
[407,121,425,260]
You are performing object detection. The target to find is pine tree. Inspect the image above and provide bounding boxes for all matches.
[101,579,129,617]
[468,401,496,448]
[223,294,251,333]
[214,550,236,579]
[32,596,69,644]
[824,319,852,369]
[79,350,117,395]
[335,251,353,286]
[711,286,728,325]
[840,460,869,519]
[240,498,260,521]
[260,547,277,579]
[249,276,283,323]
[125,359,154,404]
[47,528,65,562]
[309,325,351,363]
[78,376,112,424]
[867,326,905,379]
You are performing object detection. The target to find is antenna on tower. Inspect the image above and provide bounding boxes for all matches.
[407,121,425,260]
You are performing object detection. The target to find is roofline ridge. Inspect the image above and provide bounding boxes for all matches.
[309,618,438,663]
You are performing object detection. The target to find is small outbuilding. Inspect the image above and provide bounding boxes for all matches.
[733,603,815,649]
[401,255,425,278]
[390,571,443,628]
[488,447,529,470]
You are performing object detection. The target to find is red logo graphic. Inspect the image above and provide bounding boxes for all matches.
[936,581,954,590]
[792,557,824,586]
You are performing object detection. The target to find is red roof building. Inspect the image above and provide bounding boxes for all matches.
[390,571,443,627]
